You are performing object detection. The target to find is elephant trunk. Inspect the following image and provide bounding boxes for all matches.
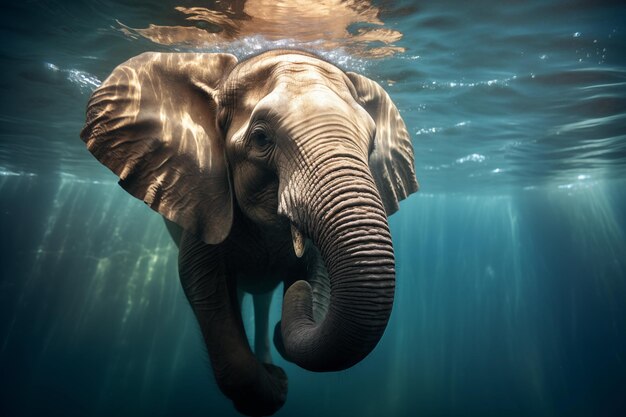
[280,154,395,372]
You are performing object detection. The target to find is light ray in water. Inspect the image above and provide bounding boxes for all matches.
[383,183,626,416]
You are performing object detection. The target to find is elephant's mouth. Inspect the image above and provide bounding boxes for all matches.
[290,223,330,323]
[290,224,306,258]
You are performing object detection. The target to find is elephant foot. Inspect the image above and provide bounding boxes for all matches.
[230,363,288,417]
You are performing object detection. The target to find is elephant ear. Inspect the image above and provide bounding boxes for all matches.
[346,72,419,215]
[80,52,238,244]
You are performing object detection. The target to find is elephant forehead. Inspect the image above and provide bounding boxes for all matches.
[233,51,342,80]
[222,51,353,108]
[259,86,352,117]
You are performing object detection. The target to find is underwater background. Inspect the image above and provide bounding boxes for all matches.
[1,1,625,416]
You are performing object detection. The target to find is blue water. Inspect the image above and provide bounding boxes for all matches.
[1,1,625,416]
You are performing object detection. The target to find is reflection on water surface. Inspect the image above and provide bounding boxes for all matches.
[119,0,405,58]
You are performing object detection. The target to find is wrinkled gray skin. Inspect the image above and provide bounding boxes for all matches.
[81,50,418,416]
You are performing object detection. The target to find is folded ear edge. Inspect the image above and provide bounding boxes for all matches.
[346,71,419,216]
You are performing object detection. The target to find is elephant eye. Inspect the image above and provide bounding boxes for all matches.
[250,131,272,148]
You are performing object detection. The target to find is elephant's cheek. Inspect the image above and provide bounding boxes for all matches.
[236,168,281,225]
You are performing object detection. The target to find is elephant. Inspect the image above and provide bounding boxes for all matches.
[80,49,418,416]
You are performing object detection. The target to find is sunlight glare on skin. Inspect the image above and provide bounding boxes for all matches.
[121,66,142,125]
[179,112,210,169]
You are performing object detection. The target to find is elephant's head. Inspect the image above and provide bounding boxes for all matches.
[81,50,418,413]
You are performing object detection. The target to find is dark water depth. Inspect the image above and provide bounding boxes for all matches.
[1,1,625,416]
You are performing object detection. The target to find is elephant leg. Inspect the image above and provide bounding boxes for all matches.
[178,231,287,416]
[253,292,273,364]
